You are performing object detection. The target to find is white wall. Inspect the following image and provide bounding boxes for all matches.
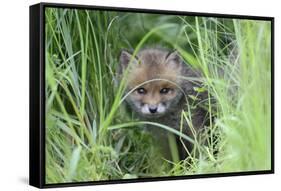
[0,0,279,190]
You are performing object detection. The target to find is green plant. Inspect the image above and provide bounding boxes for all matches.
[45,8,271,183]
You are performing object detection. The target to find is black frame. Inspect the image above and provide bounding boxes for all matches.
[29,2,275,189]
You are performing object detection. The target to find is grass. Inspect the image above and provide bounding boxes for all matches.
[45,8,272,183]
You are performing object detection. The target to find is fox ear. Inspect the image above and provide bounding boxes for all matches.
[165,50,182,69]
[119,50,138,73]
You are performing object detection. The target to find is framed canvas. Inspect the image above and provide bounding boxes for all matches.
[29,2,274,188]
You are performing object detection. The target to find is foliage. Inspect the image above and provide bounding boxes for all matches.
[45,8,271,183]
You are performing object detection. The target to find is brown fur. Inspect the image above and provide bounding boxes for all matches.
[119,48,208,160]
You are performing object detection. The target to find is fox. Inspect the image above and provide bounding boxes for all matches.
[119,48,209,160]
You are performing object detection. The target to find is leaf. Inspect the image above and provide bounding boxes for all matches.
[122,173,138,179]
[194,86,207,93]
[67,146,81,181]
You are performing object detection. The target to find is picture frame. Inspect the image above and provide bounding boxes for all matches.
[29,2,274,188]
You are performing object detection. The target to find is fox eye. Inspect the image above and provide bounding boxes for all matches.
[160,88,171,94]
[136,88,146,94]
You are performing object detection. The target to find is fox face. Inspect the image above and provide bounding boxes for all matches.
[119,48,183,118]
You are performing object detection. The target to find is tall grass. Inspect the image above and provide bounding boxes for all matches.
[45,8,271,183]
[168,18,271,174]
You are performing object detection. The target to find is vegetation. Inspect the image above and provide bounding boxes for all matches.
[45,7,272,183]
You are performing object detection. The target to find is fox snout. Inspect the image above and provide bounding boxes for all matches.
[148,105,158,113]
[140,102,166,116]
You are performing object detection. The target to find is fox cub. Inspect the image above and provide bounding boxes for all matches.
[119,48,208,160]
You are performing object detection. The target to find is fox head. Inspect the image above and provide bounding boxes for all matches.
[119,48,184,118]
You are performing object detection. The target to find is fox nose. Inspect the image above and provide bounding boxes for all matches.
[149,106,158,113]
